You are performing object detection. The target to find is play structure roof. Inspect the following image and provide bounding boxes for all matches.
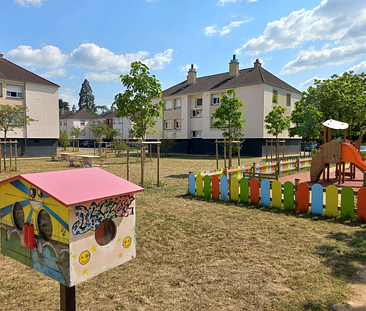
[0,167,144,206]
[322,119,349,130]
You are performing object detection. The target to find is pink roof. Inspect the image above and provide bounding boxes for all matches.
[0,168,144,207]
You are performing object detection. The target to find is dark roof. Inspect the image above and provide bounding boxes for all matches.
[0,57,59,87]
[59,109,96,120]
[162,66,300,98]
[95,109,119,119]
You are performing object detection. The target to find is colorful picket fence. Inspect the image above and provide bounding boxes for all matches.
[193,157,312,178]
[188,174,366,221]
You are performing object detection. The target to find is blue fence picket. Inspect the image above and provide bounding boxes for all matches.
[261,179,270,207]
[311,184,323,215]
[189,174,196,195]
[220,176,228,201]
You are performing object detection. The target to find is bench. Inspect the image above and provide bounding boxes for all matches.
[69,157,85,168]
[99,159,106,166]
[51,155,61,161]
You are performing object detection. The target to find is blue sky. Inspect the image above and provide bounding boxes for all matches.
[3,0,366,111]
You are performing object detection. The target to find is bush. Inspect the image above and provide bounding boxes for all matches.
[113,140,127,157]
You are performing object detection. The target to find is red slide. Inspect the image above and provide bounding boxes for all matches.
[341,143,366,172]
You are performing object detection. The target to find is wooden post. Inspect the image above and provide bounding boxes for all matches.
[238,142,240,166]
[150,144,152,162]
[224,166,228,178]
[296,157,300,171]
[328,127,331,142]
[229,139,232,169]
[140,144,144,186]
[14,142,17,172]
[277,161,281,175]
[252,162,256,175]
[363,171,366,188]
[342,162,345,183]
[9,142,12,169]
[266,141,268,162]
[224,139,227,168]
[157,143,160,186]
[4,141,6,170]
[216,141,219,169]
[282,140,285,161]
[0,144,2,173]
[60,284,76,311]
[126,144,130,181]
[271,141,273,162]
[295,178,300,211]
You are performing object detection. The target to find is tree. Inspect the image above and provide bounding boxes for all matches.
[160,132,177,156]
[59,99,69,112]
[106,128,121,141]
[90,121,108,155]
[114,61,166,142]
[59,130,70,151]
[70,126,82,151]
[78,79,96,113]
[0,104,37,169]
[290,71,366,140]
[212,88,246,167]
[264,96,290,163]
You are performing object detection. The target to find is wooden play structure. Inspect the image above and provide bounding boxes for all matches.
[0,140,18,172]
[310,119,366,183]
[215,139,241,169]
[126,140,161,186]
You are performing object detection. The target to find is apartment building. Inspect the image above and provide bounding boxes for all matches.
[149,56,301,156]
[0,54,59,157]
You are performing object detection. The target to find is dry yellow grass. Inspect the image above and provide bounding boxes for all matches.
[0,150,365,310]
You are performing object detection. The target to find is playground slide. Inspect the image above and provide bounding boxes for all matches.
[341,143,366,172]
[310,148,324,182]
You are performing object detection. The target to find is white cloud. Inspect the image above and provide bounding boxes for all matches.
[281,43,366,74]
[6,45,68,69]
[85,71,120,82]
[205,20,249,37]
[42,68,66,78]
[236,0,366,55]
[59,88,78,107]
[348,61,366,74]
[217,0,238,6]
[180,64,199,73]
[70,43,173,72]
[14,0,44,6]
[300,76,322,88]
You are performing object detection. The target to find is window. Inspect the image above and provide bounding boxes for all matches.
[165,100,172,110]
[119,118,123,124]
[286,94,291,106]
[63,120,67,126]
[273,89,278,101]
[6,85,22,98]
[81,130,85,136]
[174,99,181,109]
[212,96,220,105]
[107,119,112,125]
[113,119,116,124]
[174,119,181,129]
[0,84,2,97]
[164,120,172,129]
[192,110,202,118]
[95,218,116,246]
[196,98,203,107]
[12,202,24,230]
[81,120,85,126]
[192,131,201,138]
[59,121,62,126]
[211,117,218,128]
[37,210,53,241]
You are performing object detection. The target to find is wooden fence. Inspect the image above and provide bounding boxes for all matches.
[188,174,366,221]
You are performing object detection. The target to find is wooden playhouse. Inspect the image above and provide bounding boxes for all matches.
[0,167,144,287]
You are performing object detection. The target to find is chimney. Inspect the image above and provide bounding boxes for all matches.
[72,105,76,113]
[111,106,116,112]
[254,59,262,68]
[229,55,239,78]
[187,64,196,84]
[61,107,65,115]
[0,52,3,59]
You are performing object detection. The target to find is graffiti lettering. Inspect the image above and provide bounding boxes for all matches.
[72,195,134,236]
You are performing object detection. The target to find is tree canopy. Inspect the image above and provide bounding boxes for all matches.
[69,126,82,139]
[212,88,246,141]
[114,61,165,141]
[290,71,366,140]
[0,104,37,140]
[59,99,69,112]
[78,79,96,113]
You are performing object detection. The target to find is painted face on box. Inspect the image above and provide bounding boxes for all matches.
[29,187,43,211]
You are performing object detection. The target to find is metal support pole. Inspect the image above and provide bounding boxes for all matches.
[157,143,160,187]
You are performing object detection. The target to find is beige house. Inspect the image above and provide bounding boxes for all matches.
[149,56,301,156]
[59,106,95,141]
[0,54,59,157]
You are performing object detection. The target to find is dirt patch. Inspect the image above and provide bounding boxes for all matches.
[333,267,366,310]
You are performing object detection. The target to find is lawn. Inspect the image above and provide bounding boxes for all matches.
[0,150,365,310]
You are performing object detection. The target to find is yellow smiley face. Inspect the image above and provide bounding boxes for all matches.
[123,236,131,249]
[29,187,43,211]
[79,250,91,265]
